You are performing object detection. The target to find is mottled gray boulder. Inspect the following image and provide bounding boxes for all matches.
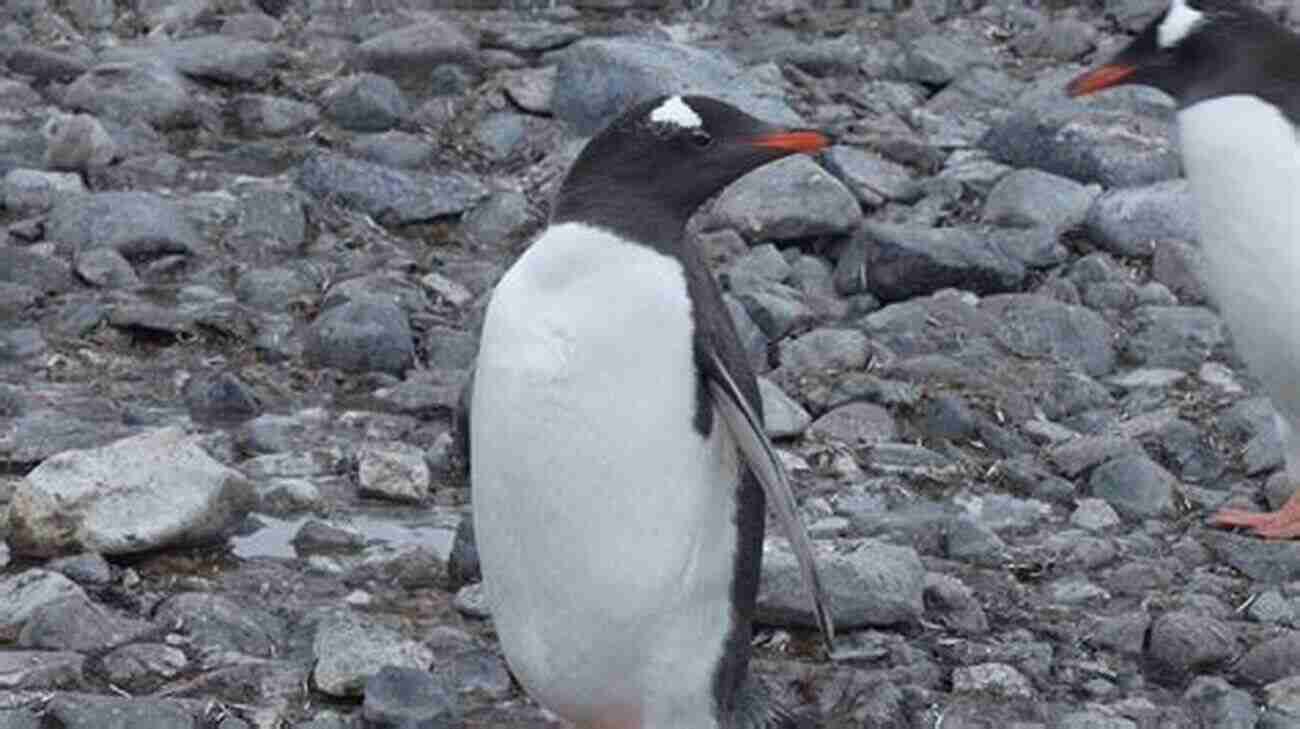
[41,695,199,729]
[47,191,201,257]
[323,73,409,132]
[1085,179,1197,257]
[353,19,478,84]
[983,168,1099,233]
[1089,453,1177,521]
[550,38,803,136]
[709,156,861,241]
[313,611,434,697]
[0,569,86,641]
[981,106,1180,188]
[758,378,811,438]
[1145,611,1237,678]
[42,113,117,173]
[840,222,1025,302]
[297,153,487,226]
[154,592,284,658]
[363,666,461,729]
[304,296,415,376]
[131,36,286,85]
[1121,306,1225,370]
[1,169,85,214]
[63,61,200,130]
[758,538,925,629]
[822,146,920,207]
[17,594,153,652]
[231,94,320,137]
[892,33,994,86]
[982,294,1117,377]
[9,427,256,557]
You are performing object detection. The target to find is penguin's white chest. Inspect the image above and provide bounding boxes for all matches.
[471,222,739,728]
[1178,96,1300,440]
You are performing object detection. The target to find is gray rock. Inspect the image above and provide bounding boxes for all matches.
[1011,17,1098,60]
[1152,239,1210,304]
[550,38,803,136]
[1184,676,1259,729]
[758,377,811,438]
[312,610,435,697]
[1235,632,1300,687]
[447,518,479,589]
[183,371,261,426]
[822,145,920,208]
[1207,533,1300,583]
[221,12,283,40]
[42,695,198,729]
[63,61,200,130]
[9,427,255,557]
[352,20,478,86]
[482,20,580,52]
[48,191,201,258]
[17,594,153,651]
[42,113,117,172]
[232,181,308,250]
[73,247,139,289]
[732,282,815,340]
[728,244,791,285]
[926,66,1024,118]
[1089,453,1177,521]
[0,569,87,641]
[47,552,112,585]
[427,628,513,701]
[323,73,409,132]
[725,296,769,373]
[709,155,860,241]
[363,666,460,728]
[891,33,993,86]
[357,442,430,503]
[144,36,285,85]
[808,402,897,445]
[297,153,488,226]
[778,328,868,372]
[982,168,1098,233]
[1121,306,1225,369]
[0,649,83,690]
[983,294,1117,377]
[1071,498,1122,531]
[5,46,89,83]
[304,296,414,376]
[231,94,320,137]
[473,112,533,161]
[155,592,284,657]
[758,538,925,629]
[64,0,113,31]
[461,191,537,251]
[841,222,1025,302]
[1085,180,1198,257]
[348,130,434,169]
[917,393,979,442]
[952,662,1035,698]
[0,409,135,465]
[501,66,556,114]
[0,247,76,293]
[1048,436,1143,478]
[981,107,1180,188]
[923,573,989,635]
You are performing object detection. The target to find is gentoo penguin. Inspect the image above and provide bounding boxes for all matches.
[1067,0,1300,537]
[470,95,835,729]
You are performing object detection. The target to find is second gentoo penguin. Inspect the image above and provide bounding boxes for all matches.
[470,95,835,728]
[1067,0,1300,537]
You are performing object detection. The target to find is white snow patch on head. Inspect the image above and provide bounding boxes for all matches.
[649,96,703,129]
[1158,0,1206,48]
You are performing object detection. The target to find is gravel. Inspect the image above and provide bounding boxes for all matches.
[0,1,1297,726]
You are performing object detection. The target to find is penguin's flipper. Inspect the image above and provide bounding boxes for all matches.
[703,348,835,651]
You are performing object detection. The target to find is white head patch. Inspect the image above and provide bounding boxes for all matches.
[648,96,703,129]
[1158,0,1206,48]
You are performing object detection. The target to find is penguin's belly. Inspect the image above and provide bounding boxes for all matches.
[1179,96,1300,464]
[471,223,739,728]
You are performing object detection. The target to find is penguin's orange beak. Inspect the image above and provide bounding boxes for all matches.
[748,130,833,154]
[1066,63,1138,96]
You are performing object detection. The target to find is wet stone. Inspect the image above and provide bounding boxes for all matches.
[363,666,461,728]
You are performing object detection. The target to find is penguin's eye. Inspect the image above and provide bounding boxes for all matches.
[689,130,713,149]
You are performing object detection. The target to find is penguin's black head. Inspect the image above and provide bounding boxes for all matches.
[1066,0,1298,107]
[552,95,831,241]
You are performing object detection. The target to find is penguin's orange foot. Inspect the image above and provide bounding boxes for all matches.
[1212,489,1300,539]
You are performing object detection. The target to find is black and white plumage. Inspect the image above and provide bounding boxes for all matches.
[470,95,834,729]
[1068,0,1300,537]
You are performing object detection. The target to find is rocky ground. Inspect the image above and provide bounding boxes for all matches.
[3,0,1300,727]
